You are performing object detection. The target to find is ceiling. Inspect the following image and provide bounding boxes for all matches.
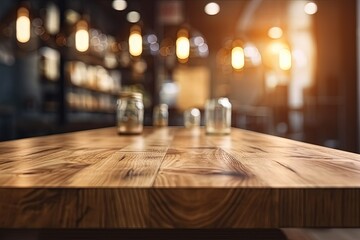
[93,0,292,51]
[0,0,294,55]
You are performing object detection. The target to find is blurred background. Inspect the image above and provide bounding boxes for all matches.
[0,0,358,153]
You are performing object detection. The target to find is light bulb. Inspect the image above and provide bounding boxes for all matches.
[176,29,190,63]
[16,7,31,43]
[176,37,190,62]
[129,26,142,57]
[231,47,245,70]
[75,20,89,52]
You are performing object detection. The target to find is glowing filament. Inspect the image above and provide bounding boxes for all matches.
[231,47,245,70]
[16,8,31,43]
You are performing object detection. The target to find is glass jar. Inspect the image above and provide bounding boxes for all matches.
[116,92,144,134]
[205,97,232,134]
[153,104,168,127]
[184,108,201,128]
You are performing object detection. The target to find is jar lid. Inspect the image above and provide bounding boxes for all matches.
[118,92,143,100]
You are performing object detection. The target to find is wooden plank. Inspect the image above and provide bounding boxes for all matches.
[0,188,148,228]
[154,147,265,187]
[278,189,360,228]
[342,189,360,227]
[0,128,171,187]
[149,188,278,228]
[154,128,266,187]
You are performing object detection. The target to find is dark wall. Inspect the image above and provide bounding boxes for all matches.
[313,0,358,152]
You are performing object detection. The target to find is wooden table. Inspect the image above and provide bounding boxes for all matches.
[0,127,360,238]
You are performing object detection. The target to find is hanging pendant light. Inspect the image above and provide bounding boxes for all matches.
[129,25,142,57]
[16,7,31,43]
[176,28,190,63]
[231,40,245,70]
[75,20,89,52]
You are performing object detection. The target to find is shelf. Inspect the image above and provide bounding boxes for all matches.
[68,108,115,114]
[65,50,123,71]
[67,82,120,96]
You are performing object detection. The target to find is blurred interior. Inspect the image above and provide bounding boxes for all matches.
[0,0,358,153]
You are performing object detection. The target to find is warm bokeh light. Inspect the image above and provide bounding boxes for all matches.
[204,2,220,15]
[16,7,31,43]
[264,41,292,71]
[194,36,204,46]
[129,26,142,57]
[269,41,287,54]
[45,3,60,35]
[265,72,279,89]
[244,43,262,66]
[231,47,245,70]
[176,29,190,63]
[268,26,283,39]
[191,108,200,117]
[304,2,318,15]
[65,9,80,24]
[112,0,127,11]
[176,37,190,62]
[292,49,308,68]
[41,47,60,81]
[127,11,140,23]
[279,48,292,70]
[75,20,89,52]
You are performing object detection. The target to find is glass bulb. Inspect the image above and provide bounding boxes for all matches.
[75,21,89,52]
[16,8,31,43]
[231,47,245,70]
[176,36,190,62]
[129,29,142,57]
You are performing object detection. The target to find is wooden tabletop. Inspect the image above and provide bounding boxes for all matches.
[0,127,360,228]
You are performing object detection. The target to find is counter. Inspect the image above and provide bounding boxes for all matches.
[0,127,360,238]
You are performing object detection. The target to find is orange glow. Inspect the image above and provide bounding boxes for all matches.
[265,41,291,71]
[279,48,292,70]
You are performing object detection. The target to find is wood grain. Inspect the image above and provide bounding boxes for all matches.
[0,188,149,228]
[1,127,360,228]
[150,188,278,228]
